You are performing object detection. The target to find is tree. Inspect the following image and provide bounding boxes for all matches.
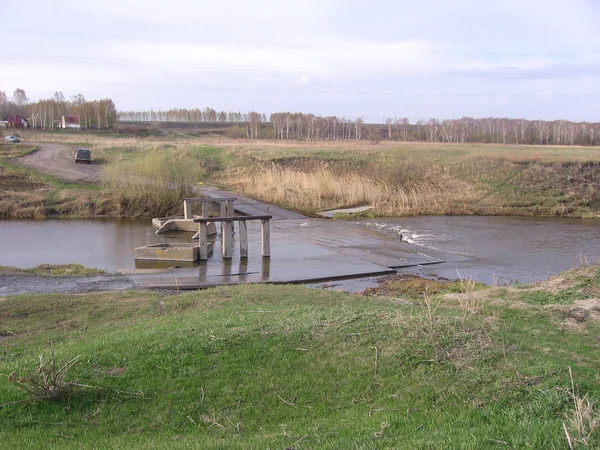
[12,88,28,106]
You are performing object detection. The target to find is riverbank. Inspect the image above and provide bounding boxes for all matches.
[4,133,600,219]
[0,143,111,219]
[1,266,598,448]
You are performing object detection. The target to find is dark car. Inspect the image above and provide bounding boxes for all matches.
[75,148,92,164]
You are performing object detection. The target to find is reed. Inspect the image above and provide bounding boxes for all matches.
[102,150,204,219]
[233,165,477,215]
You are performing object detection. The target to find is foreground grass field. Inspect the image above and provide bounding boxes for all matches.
[1,267,599,449]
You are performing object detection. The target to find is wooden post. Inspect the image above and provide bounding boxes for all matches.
[261,219,271,257]
[198,222,208,260]
[183,199,191,220]
[239,221,248,258]
[201,201,209,218]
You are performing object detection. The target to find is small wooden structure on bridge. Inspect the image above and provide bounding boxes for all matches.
[138,197,271,262]
[194,206,272,260]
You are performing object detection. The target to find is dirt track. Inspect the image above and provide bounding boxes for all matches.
[19,143,102,183]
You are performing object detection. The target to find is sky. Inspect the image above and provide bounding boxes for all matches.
[1,0,600,122]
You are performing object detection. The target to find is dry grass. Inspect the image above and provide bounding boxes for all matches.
[564,367,600,449]
[19,132,600,217]
[231,166,478,215]
[102,150,204,219]
[7,345,81,400]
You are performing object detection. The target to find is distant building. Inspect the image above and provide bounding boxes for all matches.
[8,115,28,128]
[61,115,81,129]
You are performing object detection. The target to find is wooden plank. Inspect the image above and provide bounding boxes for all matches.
[261,219,271,257]
[198,222,209,260]
[183,197,232,203]
[183,199,191,220]
[239,221,248,258]
[193,215,273,223]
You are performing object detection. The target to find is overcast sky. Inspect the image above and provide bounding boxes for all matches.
[1,0,600,122]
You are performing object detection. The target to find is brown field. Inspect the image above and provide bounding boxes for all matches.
[9,132,600,218]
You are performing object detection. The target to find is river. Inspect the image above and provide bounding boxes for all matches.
[0,216,598,284]
[357,216,600,284]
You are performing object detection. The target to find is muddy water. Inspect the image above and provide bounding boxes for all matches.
[0,219,192,272]
[0,216,598,284]
[357,216,600,284]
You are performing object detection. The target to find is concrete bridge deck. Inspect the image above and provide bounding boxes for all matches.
[132,218,444,290]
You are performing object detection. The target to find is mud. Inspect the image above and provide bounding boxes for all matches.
[0,274,137,296]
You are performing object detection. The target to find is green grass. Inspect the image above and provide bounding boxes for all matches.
[0,264,106,276]
[1,271,599,449]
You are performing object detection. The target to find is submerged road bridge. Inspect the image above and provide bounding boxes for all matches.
[131,188,444,290]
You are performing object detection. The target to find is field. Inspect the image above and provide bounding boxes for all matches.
[0,143,110,219]
[1,265,599,448]
[2,132,599,448]
[7,131,600,219]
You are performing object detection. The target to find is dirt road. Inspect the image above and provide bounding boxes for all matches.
[19,143,102,183]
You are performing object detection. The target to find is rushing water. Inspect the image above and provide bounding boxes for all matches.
[357,216,600,284]
[0,216,599,283]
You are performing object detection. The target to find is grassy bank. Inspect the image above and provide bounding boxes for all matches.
[1,267,599,448]
[11,132,600,218]
[224,142,600,217]
[0,264,105,276]
[0,144,111,219]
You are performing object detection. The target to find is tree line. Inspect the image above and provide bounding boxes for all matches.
[4,91,600,146]
[118,107,600,146]
[0,88,117,130]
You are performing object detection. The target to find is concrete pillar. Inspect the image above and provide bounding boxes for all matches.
[198,222,208,260]
[183,200,191,220]
[239,221,248,258]
[222,200,234,259]
[222,220,233,259]
[261,219,271,257]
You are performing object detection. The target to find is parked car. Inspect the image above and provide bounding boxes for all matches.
[75,147,92,164]
[4,135,20,143]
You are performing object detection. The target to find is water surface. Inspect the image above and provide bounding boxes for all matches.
[358,216,600,284]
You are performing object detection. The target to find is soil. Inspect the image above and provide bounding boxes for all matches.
[19,143,102,183]
[0,173,47,191]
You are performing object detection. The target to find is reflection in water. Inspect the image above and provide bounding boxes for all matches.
[0,219,187,272]
[1,216,599,284]
[261,257,271,278]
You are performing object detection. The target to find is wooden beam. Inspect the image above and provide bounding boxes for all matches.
[183,197,232,203]
[193,215,272,223]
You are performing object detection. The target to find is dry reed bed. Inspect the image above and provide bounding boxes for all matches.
[232,166,478,215]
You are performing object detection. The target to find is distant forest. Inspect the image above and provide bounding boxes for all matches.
[2,87,599,146]
[119,108,600,146]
